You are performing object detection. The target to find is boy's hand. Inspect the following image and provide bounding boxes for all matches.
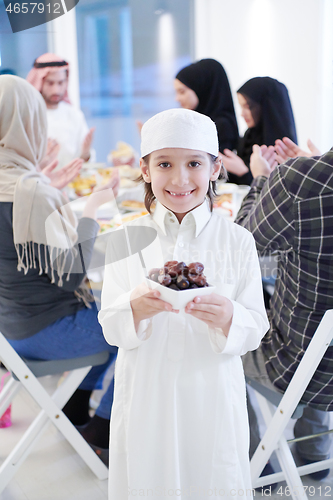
[185,293,233,336]
[130,283,179,332]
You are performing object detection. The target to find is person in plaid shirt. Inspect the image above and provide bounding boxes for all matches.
[236,142,333,480]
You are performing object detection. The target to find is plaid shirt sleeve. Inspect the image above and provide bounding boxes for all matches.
[234,167,294,255]
[235,154,333,411]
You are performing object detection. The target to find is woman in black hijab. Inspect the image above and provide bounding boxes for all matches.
[174,59,239,155]
[222,76,298,185]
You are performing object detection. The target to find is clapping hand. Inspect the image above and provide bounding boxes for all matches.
[221,149,249,176]
[81,127,96,162]
[43,158,83,190]
[38,138,60,171]
[136,120,144,135]
[249,144,277,178]
[275,137,321,164]
[82,168,120,219]
[92,167,120,200]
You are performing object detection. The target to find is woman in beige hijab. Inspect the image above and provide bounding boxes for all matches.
[0,75,119,463]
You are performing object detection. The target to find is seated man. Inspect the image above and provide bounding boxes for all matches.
[27,53,95,169]
[235,144,333,481]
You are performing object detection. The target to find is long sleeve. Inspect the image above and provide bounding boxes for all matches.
[208,231,269,356]
[98,238,152,350]
[99,209,269,355]
[235,166,294,254]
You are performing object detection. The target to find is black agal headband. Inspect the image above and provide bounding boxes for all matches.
[33,60,68,69]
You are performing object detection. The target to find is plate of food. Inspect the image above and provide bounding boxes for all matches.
[98,210,148,234]
[107,141,137,167]
[120,211,148,224]
[120,200,146,212]
[98,219,119,234]
[97,164,141,189]
[145,260,215,310]
[81,162,106,171]
[214,184,251,219]
[68,173,97,197]
[69,164,142,198]
[213,195,233,218]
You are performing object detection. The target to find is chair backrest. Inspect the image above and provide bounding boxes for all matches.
[278,309,333,414]
[0,330,109,493]
[250,309,333,486]
[246,376,306,419]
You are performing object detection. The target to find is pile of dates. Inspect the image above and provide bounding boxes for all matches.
[148,261,210,291]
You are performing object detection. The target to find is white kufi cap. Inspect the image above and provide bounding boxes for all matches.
[141,108,219,157]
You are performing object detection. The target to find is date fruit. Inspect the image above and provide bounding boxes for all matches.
[148,268,161,282]
[148,260,210,291]
[158,274,172,286]
[177,276,190,290]
[188,262,204,276]
[189,274,207,287]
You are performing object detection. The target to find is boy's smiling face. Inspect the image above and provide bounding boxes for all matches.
[140,148,221,222]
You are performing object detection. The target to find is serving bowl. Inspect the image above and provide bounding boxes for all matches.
[145,277,215,310]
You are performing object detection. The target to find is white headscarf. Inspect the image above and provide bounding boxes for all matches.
[0,75,79,286]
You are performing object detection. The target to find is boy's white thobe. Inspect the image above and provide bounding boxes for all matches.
[99,201,269,500]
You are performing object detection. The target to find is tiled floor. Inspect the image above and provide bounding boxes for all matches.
[0,369,332,499]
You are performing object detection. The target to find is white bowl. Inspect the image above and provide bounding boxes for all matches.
[145,277,215,310]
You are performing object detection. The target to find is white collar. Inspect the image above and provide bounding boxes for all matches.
[152,199,212,237]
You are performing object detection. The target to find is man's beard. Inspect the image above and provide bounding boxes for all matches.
[46,94,63,105]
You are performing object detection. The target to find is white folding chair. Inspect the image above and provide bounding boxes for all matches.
[0,331,109,494]
[247,309,333,499]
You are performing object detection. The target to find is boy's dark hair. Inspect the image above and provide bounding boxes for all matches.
[137,154,228,213]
